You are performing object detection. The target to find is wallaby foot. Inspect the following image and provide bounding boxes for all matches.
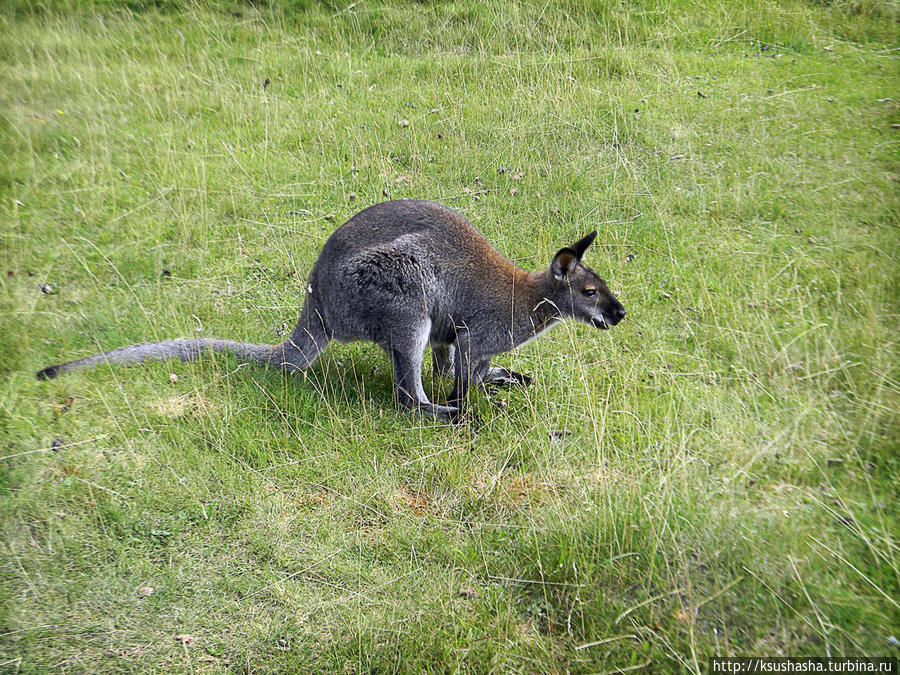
[409,402,462,424]
[411,401,476,427]
[480,366,533,389]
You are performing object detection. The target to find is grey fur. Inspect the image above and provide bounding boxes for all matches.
[37,200,625,423]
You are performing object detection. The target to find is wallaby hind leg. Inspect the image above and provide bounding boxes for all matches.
[431,342,455,377]
[382,320,458,423]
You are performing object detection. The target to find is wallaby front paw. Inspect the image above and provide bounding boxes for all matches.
[508,370,533,387]
[482,367,533,389]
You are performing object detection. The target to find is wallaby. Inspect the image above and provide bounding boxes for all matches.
[37,200,625,422]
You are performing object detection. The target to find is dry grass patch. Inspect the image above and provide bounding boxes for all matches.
[393,485,431,516]
[152,392,214,419]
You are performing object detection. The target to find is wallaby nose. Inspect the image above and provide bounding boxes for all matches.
[612,305,626,324]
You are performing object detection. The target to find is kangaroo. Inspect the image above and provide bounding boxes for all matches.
[37,200,625,422]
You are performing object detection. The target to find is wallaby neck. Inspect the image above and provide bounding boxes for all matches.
[510,270,563,347]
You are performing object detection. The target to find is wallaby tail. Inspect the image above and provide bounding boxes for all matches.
[36,298,332,380]
[271,296,331,372]
[35,338,278,380]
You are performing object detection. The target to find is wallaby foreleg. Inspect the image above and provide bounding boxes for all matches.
[448,333,488,411]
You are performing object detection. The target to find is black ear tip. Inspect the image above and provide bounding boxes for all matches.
[569,230,598,259]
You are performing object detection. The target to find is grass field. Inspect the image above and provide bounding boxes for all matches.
[1,0,898,671]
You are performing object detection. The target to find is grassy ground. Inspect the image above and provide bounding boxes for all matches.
[1,0,898,671]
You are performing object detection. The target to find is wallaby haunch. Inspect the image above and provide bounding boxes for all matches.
[37,200,625,422]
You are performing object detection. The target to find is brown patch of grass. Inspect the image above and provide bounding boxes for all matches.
[152,392,213,418]
[504,472,560,507]
[295,492,330,510]
[394,485,431,515]
[477,466,630,513]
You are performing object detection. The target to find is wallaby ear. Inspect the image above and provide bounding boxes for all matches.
[551,248,578,281]
[570,230,597,260]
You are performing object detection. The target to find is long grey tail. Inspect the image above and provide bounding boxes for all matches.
[36,299,331,380]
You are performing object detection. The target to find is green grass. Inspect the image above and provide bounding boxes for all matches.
[1,0,898,671]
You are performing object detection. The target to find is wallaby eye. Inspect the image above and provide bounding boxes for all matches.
[582,288,597,297]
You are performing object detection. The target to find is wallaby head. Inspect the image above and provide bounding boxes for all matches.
[547,231,626,330]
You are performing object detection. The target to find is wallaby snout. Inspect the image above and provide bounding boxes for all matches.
[597,293,626,328]
[608,300,626,324]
